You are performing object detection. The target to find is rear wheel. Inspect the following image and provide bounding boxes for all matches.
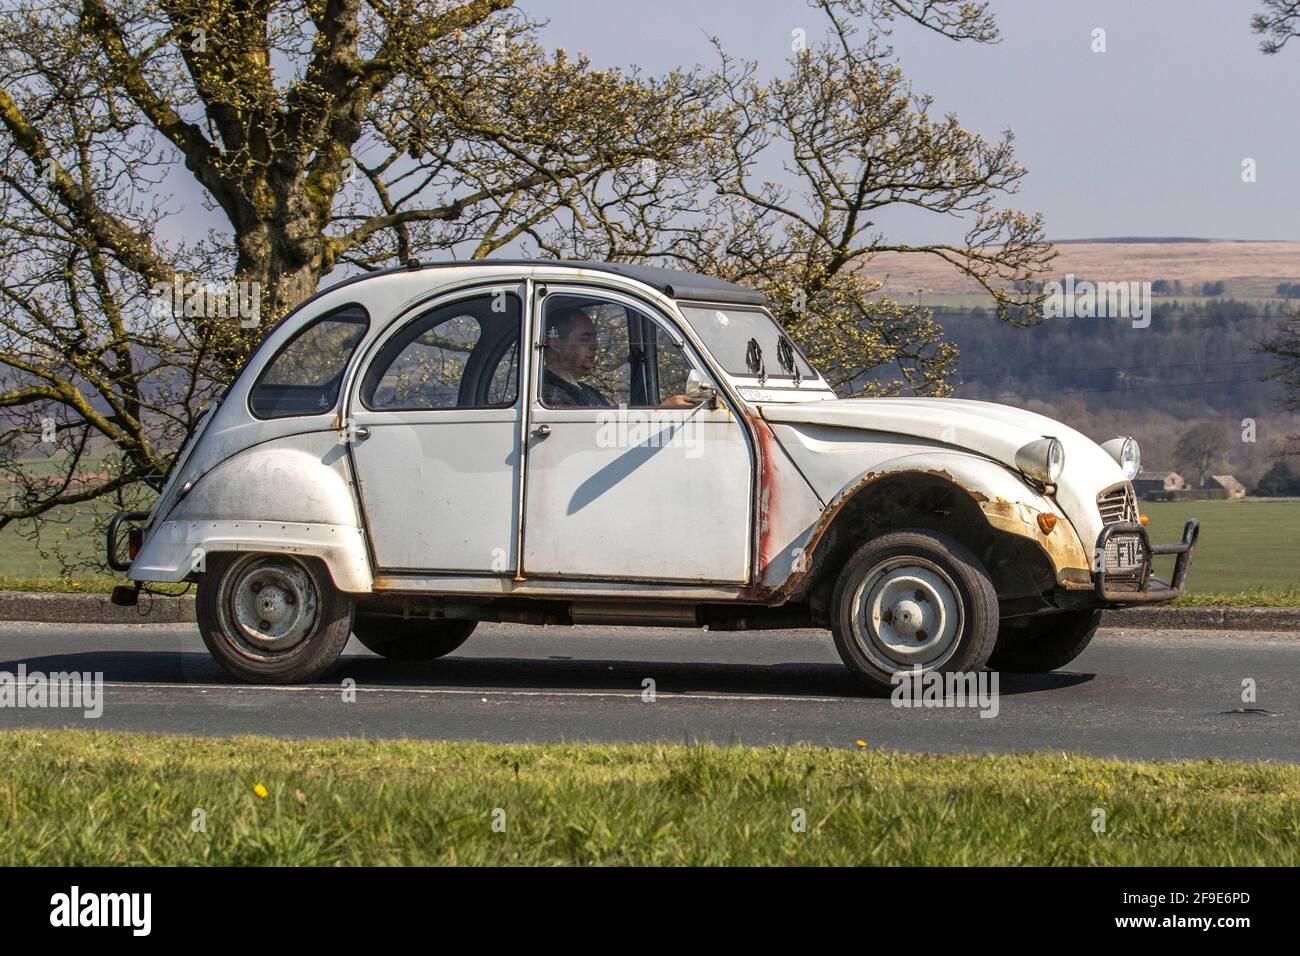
[352,616,477,660]
[196,553,354,684]
[830,529,999,694]
[988,609,1102,672]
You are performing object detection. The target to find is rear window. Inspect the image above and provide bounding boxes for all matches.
[249,305,369,418]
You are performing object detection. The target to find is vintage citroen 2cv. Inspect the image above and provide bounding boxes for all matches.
[108,260,1198,691]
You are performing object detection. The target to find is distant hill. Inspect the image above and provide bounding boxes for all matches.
[865,240,1300,299]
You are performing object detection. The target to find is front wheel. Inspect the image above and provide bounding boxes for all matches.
[988,609,1102,672]
[196,553,354,684]
[830,530,999,693]
[352,617,477,660]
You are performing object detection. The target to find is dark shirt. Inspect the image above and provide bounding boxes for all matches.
[543,369,611,407]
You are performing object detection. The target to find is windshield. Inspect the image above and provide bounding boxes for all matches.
[679,305,818,383]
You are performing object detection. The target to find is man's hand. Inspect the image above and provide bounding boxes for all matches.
[659,394,696,409]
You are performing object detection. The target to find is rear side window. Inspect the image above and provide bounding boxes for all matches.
[360,293,521,410]
[249,305,369,418]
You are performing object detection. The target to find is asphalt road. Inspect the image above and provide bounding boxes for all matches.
[0,621,1296,761]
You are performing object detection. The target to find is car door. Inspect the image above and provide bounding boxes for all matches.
[348,284,525,573]
[521,286,752,583]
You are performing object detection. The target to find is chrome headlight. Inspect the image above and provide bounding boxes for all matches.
[1016,436,1066,484]
[1101,437,1141,480]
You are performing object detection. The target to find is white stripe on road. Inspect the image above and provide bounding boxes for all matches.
[96,680,849,705]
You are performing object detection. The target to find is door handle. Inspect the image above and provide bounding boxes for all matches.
[350,425,371,442]
[531,424,551,439]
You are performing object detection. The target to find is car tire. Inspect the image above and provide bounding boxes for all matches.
[830,529,999,694]
[988,609,1103,673]
[352,617,477,660]
[196,552,354,684]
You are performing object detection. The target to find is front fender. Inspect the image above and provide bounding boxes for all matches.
[830,451,1092,588]
[766,429,1093,595]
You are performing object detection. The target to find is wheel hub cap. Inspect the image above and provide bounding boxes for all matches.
[225,557,318,654]
[852,559,965,672]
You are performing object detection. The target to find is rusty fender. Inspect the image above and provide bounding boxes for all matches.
[751,452,1093,604]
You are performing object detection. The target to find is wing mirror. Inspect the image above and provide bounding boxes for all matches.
[684,369,718,409]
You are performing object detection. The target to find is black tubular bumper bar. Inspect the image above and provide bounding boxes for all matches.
[1094,518,1200,604]
[106,510,151,572]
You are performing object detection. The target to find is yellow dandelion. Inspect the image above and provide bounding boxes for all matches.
[253,783,269,798]
[856,740,868,748]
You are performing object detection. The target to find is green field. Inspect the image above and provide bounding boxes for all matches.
[0,729,1295,866]
[1140,498,1300,598]
[0,504,121,593]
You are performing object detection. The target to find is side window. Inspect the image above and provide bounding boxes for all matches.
[540,295,698,408]
[361,292,521,410]
[249,305,368,419]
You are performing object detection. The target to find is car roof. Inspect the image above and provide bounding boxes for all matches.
[534,260,769,307]
[319,258,770,308]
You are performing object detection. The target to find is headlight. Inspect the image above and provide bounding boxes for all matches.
[1101,437,1141,480]
[1015,436,1066,484]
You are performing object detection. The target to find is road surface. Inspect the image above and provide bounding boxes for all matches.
[0,621,1295,761]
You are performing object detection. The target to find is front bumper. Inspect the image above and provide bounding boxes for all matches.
[1094,518,1199,604]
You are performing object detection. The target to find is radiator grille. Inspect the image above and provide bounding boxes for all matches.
[1097,484,1138,525]
[1096,483,1146,589]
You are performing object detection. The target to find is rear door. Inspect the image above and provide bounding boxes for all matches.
[348,284,525,573]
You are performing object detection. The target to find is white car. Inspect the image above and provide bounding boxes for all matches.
[107,260,1198,690]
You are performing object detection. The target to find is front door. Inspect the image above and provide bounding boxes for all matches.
[349,285,524,573]
[521,287,752,583]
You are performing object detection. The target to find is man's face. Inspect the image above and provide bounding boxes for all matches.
[550,313,598,376]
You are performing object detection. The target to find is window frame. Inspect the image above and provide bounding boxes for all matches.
[246,303,371,421]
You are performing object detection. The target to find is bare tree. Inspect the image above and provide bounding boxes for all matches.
[1253,0,1300,52]
[1173,422,1225,489]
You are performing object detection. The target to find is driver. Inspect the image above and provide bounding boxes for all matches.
[543,307,694,408]
[542,308,612,407]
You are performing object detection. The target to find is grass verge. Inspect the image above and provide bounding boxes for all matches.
[0,729,1296,865]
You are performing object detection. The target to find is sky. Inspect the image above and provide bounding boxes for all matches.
[518,0,1300,243]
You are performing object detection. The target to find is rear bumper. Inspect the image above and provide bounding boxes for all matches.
[105,510,151,573]
[1094,518,1199,604]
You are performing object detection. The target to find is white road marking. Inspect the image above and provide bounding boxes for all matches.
[98,680,850,704]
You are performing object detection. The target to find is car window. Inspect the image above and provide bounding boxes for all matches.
[249,305,369,418]
[361,292,521,410]
[540,294,696,408]
[679,305,816,381]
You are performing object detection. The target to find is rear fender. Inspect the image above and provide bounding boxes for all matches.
[128,432,372,592]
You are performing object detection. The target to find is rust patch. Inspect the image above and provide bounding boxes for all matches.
[745,467,883,603]
[748,414,779,590]
[749,466,1089,604]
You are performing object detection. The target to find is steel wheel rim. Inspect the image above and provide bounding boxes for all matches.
[217,555,319,660]
[850,556,964,673]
